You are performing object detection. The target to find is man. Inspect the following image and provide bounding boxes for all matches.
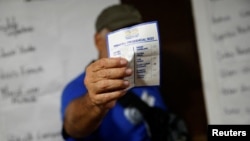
[61,4,167,141]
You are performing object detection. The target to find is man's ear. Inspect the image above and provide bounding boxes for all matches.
[94,32,102,51]
[94,33,99,47]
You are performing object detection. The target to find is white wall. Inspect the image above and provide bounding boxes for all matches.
[0,0,119,140]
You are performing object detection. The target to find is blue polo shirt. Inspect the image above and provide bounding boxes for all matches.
[61,72,167,141]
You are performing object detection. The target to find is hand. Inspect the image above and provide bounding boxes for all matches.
[84,57,132,109]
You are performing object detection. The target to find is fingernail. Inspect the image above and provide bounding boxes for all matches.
[124,80,129,86]
[120,59,127,65]
[125,68,132,75]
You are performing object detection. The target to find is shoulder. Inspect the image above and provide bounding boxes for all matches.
[64,72,86,90]
[62,71,87,99]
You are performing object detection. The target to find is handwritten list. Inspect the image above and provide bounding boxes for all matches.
[0,0,119,141]
[0,6,63,107]
[192,0,250,124]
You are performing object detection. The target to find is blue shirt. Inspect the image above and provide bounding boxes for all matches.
[61,72,167,141]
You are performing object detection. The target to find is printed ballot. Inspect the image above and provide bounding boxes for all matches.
[107,21,160,88]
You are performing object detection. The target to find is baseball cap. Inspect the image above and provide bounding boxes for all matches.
[95,4,142,32]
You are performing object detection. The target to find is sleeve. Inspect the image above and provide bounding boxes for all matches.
[60,72,87,120]
[60,60,96,119]
[60,72,88,141]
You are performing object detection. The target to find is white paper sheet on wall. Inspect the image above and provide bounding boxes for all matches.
[191,0,250,124]
[0,0,119,140]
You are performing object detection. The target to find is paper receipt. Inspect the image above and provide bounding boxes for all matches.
[107,21,160,88]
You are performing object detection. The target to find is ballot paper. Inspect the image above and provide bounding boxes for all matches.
[107,21,160,88]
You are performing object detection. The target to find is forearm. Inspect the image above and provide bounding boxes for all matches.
[63,93,108,138]
[63,58,131,138]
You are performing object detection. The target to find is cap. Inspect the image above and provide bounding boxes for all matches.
[95,4,142,32]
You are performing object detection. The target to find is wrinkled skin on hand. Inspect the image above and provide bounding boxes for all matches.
[84,57,132,109]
